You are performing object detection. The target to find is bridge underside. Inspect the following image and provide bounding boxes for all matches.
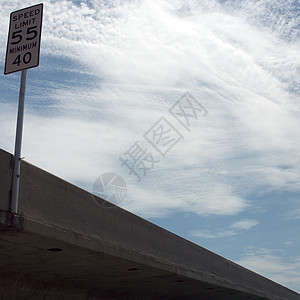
[0,219,260,300]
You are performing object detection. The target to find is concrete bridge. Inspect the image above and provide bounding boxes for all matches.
[0,148,299,299]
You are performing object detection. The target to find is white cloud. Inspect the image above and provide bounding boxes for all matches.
[236,247,300,293]
[189,229,237,239]
[230,219,259,231]
[227,0,300,41]
[122,178,248,218]
[0,0,299,219]
[189,218,259,240]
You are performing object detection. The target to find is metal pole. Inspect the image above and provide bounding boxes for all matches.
[11,69,27,214]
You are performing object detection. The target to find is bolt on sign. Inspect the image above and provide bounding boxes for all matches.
[4,3,43,75]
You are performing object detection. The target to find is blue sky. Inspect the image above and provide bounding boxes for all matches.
[1,0,300,293]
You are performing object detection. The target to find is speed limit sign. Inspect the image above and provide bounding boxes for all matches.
[4,3,43,75]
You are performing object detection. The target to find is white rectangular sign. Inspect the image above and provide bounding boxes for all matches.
[4,3,43,75]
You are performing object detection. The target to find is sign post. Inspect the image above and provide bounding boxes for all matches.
[10,69,27,214]
[4,3,43,214]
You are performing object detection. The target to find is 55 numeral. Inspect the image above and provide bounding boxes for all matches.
[11,26,38,45]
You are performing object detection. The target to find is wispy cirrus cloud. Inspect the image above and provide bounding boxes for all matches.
[189,218,259,239]
[230,219,259,231]
[236,247,300,292]
[189,229,237,239]
[0,0,299,219]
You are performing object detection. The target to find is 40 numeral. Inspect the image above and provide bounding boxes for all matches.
[13,52,32,66]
